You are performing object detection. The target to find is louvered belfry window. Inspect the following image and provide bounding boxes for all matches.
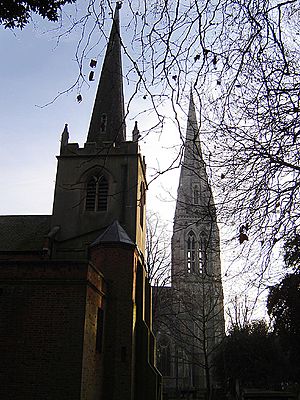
[97,176,108,211]
[86,177,97,211]
[86,175,108,211]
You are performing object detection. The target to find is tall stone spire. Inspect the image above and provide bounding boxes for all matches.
[174,89,213,227]
[87,3,126,144]
[154,89,225,398]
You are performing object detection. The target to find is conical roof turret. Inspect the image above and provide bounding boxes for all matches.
[87,3,125,144]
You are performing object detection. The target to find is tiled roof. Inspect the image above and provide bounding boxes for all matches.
[0,215,51,251]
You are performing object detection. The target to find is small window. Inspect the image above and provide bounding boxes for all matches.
[193,185,200,205]
[158,337,171,376]
[100,114,107,133]
[140,181,146,229]
[85,175,109,212]
[96,308,104,353]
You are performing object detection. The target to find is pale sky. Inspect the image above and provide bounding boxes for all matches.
[0,14,180,222]
[0,11,271,323]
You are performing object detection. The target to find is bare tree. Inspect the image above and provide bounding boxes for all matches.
[146,210,171,285]
[7,0,299,311]
[153,269,225,400]
[28,0,299,276]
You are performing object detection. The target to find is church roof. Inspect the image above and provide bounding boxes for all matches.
[90,220,134,247]
[87,3,126,144]
[0,215,51,252]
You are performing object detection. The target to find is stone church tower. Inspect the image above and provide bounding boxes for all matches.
[0,6,160,400]
[153,91,225,399]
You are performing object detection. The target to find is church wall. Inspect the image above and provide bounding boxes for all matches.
[0,6,159,400]
[80,263,106,400]
[51,142,146,258]
[0,260,91,400]
[90,243,136,400]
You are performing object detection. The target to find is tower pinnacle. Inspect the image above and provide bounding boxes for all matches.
[87,4,125,144]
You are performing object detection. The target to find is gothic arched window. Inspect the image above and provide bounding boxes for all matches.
[198,237,207,273]
[85,175,108,212]
[187,231,196,273]
[158,337,171,376]
[97,176,108,211]
[86,177,97,211]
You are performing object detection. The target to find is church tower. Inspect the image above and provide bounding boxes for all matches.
[153,90,225,399]
[0,6,160,400]
[51,4,146,259]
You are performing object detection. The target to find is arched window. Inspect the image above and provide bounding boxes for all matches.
[97,176,108,211]
[187,232,196,273]
[86,177,97,211]
[140,181,146,229]
[198,237,207,273]
[158,337,171,376]
[85,175,108,212]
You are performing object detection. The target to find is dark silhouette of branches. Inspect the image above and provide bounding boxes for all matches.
[146,211,171,285]
[5,0,300,277]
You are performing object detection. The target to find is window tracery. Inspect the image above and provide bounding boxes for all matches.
[187,231,196,273]
[158,336,171,376]
[85,175,108,212]
[186,232,207,274]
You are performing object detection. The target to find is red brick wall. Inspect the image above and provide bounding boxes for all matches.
[90,244,136,400]
[81,263,106,400]
[0,261,88,400]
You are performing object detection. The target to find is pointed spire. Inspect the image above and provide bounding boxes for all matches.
[187,86,198,140]
[183,87,203,166]
[87,3,126,145]
[174,88,213,222]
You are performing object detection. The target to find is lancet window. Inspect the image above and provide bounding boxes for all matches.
[186,232,207,274]
[198,237,207,274]
[158,336,171,376]
[193,185,200,205]
[85,175,108,211]
[187,231,196,273]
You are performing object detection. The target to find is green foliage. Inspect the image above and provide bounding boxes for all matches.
[284,234,300,272]
[267,273,300,382]
[0,0,75,28]
[214,320,287,390]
